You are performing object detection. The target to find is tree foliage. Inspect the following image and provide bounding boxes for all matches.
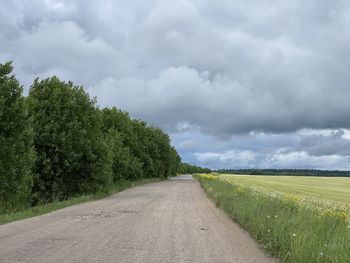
[27,77,112,203]
[178,163,211,174]
[0,62,34,212]
[101,107,181,180]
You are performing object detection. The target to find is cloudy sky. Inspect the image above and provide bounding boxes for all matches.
[1,0,350,170]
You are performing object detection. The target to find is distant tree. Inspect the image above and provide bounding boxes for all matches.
[104,128,143,181]
[147,126,180,178]
[0,62,34,212]
[101,107,144,180]
[179,163,211,174]
[27,77,112,203]
[101,107,181,179]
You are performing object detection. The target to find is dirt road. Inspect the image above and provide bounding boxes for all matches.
[0,175,274,263]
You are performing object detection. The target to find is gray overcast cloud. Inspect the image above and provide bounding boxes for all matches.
[1,0,350,169]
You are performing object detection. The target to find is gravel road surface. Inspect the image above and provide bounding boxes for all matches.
[0,175,274,263]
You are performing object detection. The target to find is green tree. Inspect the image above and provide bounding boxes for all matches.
[101,108,143,180]
[101,107,181,179]
[105,129,143,181]
[179,163,211,174]
[27,77,112,203]
[0,62,34,212]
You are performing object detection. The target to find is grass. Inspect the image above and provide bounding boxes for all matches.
[195,173,350,263]
[0,178,162,225]
[220,175,350,204]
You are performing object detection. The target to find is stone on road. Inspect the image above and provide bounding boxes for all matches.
[0,175,274,263]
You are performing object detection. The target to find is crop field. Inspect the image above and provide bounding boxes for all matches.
[195,174,350,263]
[220,175,350,204]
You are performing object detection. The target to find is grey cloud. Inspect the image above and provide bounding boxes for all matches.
[2,0,350,136]
[294,129,350,156]
[90,65,350,136]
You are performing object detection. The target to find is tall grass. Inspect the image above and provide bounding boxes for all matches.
[0,178,161,225]
[195,174,350,263]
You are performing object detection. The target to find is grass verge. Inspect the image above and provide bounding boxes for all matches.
[0,178,162,225]
[195,174,350,263]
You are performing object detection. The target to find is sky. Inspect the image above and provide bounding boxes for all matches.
[1,0,350,170]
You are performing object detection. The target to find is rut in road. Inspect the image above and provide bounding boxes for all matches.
[0,175,274,263]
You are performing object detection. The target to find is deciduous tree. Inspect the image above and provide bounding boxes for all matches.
[0,62,34,212]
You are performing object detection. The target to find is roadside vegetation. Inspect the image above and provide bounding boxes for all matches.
[0,178,160,225]
[0,61,206,221]
[195,174,350,263]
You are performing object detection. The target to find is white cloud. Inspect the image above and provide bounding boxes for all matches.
[173,129,350,169]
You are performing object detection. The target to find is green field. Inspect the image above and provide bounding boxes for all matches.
[220,175,350,204]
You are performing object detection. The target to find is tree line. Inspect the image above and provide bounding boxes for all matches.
[178,163,211,174]
[0,62,206,213]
